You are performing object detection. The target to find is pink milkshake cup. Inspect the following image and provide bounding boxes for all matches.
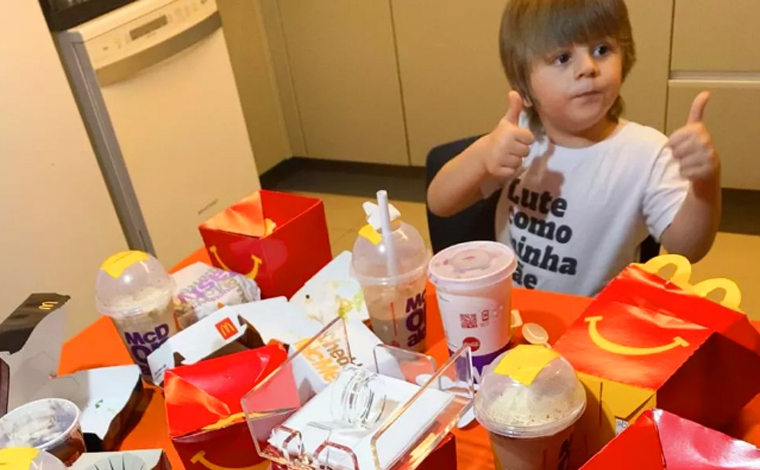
[428,241,517,380]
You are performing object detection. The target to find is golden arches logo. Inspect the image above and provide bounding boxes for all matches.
[209,246,263,280]
[190,451,269,470]
[215,318,238,340]
[585,316,690,356]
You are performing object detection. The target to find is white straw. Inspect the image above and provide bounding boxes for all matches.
[376,190,399,279]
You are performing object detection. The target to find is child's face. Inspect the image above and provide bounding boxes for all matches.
[528,38,623,134]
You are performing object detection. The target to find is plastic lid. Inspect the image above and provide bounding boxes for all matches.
[95,251,175,318]
[0,449,66,470]
[428,241,516,291]
[351,221,430,285]
[474,345,586,439]
[0,399,81,452]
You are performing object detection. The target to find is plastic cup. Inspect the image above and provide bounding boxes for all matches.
[352,220,430,352]
[474,347,587,470]
[428,241,517,380]
[0,399,86,466]
[96,251,178,380]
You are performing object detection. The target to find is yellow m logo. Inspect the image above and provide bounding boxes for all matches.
[215,318,238,340]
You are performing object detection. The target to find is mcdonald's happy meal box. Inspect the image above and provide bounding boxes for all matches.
[164,345,288,470]
[199,191,332,299]
[553,255,760,468]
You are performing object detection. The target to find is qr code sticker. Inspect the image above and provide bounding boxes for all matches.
[460,313,478,329]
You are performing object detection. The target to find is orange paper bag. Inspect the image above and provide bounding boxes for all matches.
[554,255,760,468]
[199,191,332,299]
[165,345,288,470]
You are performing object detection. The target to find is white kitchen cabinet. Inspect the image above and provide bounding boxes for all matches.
[218,0,292,173]
[672,0,760,73]
[621,0,674,131]
[392,0,509,166]
[667,81,760,190]
[277,0,408,164]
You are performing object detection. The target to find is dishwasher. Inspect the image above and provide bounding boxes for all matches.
[56,0,260,267]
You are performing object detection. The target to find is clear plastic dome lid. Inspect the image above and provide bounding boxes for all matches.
[474,345,586,439]
[95,251,175,318]
[351,220,430,285]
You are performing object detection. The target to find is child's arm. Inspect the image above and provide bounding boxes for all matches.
[428,92,534,217]
[660,92,722,262]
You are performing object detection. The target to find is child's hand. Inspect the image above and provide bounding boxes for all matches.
[484,91,535,179]
[668,92,720,182]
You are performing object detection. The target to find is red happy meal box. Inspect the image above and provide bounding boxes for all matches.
[581,409,760,469]
[199,191,332,299]
[554,259,760,467]
[164,345,287,470]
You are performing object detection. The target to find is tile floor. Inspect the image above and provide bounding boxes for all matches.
[303,190,760,320]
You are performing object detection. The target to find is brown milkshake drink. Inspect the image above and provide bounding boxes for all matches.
[474,345,586,470]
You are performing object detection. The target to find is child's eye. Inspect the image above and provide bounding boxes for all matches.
[554,52,572,65]
[594,44,611,57]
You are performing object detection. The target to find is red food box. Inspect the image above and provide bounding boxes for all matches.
[554,263,760,467]
[165,345,287,470]
[199,191,332,299]
[581,409,760,469]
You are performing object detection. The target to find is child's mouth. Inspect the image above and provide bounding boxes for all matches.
[574,90,601,99]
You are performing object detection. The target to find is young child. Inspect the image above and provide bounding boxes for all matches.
[427,0,721,296]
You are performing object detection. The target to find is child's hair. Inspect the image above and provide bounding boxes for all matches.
[499,0,636,134]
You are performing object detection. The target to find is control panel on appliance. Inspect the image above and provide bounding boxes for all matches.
[87,0,216,69]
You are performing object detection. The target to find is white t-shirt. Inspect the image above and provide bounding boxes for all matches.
[484,120,689,296]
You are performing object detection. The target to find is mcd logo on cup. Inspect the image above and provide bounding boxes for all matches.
[215,318,239,340]
[123,323,172,375]
[405,291,427,348]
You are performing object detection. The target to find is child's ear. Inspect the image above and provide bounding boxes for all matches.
[523,96,533,108]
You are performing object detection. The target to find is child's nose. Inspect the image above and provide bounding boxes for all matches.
[575,53,600,79]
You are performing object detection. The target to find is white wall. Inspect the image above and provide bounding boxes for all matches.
[0,2,127,334]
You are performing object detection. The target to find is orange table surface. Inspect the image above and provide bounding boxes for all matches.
[59,248,760,470]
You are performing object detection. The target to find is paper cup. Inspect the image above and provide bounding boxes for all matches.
[0,398,86,466]
[428,242,517,380]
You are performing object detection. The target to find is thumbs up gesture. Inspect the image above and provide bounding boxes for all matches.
[668,91,720,182]
[484,91,535,179]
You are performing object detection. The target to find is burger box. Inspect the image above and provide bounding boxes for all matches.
[70,450,170,470]
[289,251,370,325]
[149,250,369,387]
[0,293,143,451]
[147,297,307,386]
